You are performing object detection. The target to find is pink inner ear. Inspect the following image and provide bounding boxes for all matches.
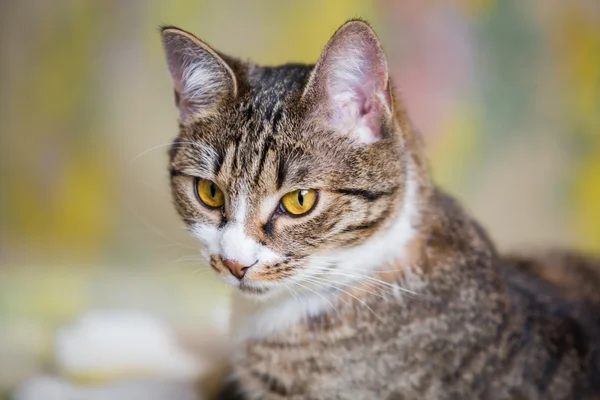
[328,70,389,144]
[316,26,392,145]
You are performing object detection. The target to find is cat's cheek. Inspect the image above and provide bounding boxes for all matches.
[263,191,331,255]
[255,245,281,266]
[190,223,220,260]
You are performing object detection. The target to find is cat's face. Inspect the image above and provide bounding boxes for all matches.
[162,21,412,298]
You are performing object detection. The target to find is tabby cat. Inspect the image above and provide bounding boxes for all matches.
[160,20,600,400]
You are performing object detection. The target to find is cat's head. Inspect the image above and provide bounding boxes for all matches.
[161,20,418,299]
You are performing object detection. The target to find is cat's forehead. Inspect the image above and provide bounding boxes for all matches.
[180,64,320,158]
[186,64,313,142]
[231,64,312,134]
[172,62,376,197]
[247,64,313,108]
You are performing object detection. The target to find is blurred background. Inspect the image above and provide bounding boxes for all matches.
[0,0,599,394]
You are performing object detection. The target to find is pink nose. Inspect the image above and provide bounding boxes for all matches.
[222,259,251,279]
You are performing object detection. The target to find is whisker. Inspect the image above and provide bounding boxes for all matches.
[291,280,341,318]
[300,276,383,322]
[129,141,205,164]
[297,276,353,307]
[156,256,213,281]
[160,254,205,269]
[305,274,391,301]
[307,258,409,274]
[282,281,302,303]
[307,265,420,296]
[172,255,205,263]
[128,206,198,250]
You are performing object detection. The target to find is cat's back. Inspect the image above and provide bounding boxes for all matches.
[504,250,600,307]
[501,250,600,398]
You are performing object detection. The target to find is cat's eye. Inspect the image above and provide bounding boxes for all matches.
[280,189,317,216]
[195,179,225,208]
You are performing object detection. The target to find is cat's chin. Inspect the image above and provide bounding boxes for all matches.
[231,279,299,302]
[228,279,283,301]
[237,281,270,296]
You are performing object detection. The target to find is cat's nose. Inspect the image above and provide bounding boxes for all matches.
[222,259,252,280]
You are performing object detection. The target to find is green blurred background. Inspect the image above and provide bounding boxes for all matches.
[0,0,599,392]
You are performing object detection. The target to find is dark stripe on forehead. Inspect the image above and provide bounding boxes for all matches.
[248,64,312,123]
[282,68,305,92]
[254,136,274,185]
[213,148,224,176]
[276,157,310,190]
[243,103,253,122]
[276,157,287,190]
[271,106,283,132]
[229,139,239,175]
[334,187,398,201]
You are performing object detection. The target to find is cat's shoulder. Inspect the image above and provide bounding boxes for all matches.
[503,250,600,308]
[501,251,600,394]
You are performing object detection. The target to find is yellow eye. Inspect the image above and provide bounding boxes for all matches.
[195,179,224,208]
[280,189,318,216]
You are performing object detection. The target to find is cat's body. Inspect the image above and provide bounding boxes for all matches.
[224,192,600,400]
[160,21,600,399]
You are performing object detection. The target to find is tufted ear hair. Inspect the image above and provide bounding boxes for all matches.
[161,27,237,123]
[303,20,392,144]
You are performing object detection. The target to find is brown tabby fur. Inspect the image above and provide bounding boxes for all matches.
[161,20,600,400]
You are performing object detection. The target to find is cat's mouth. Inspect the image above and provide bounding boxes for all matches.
[210,254,304,296]
[209,255,291,296]
[237,281,270,295]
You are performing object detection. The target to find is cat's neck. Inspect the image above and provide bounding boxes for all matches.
[230,154,428,342]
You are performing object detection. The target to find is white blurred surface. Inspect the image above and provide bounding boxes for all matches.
[14,375,199,400]
[13,310,214,399]
[55,310,201,381]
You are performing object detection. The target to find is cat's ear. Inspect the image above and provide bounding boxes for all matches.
[161,27,237,122]
[303,20,392,144]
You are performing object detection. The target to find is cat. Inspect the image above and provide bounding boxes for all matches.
[160,20,600,400]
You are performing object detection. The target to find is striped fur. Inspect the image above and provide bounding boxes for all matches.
[161,20,600,400]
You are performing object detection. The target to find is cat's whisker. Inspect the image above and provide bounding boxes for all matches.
[307,257,405,273]
[155,258,212,282]
[308,266,420,296]
[299,276,384,322]
[158,243,190,248]
[187,266,212,275]
[291,280,342,318]
[356,274,420,296]
[172,254,204,263]
[282,281,303,303]
[303,272,389,298]
[304,274,392,301]
[305,265,395,283]
[160,254,206,270]
[308,260,407,274]
[304,269,420,302]
[128,141,206,164]
[128,206,198,250]
[297,276,353,308]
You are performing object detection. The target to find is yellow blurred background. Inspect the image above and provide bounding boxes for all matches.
[0,0,599,394]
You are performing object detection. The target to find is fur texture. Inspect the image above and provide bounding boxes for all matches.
[160,20,600,400]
